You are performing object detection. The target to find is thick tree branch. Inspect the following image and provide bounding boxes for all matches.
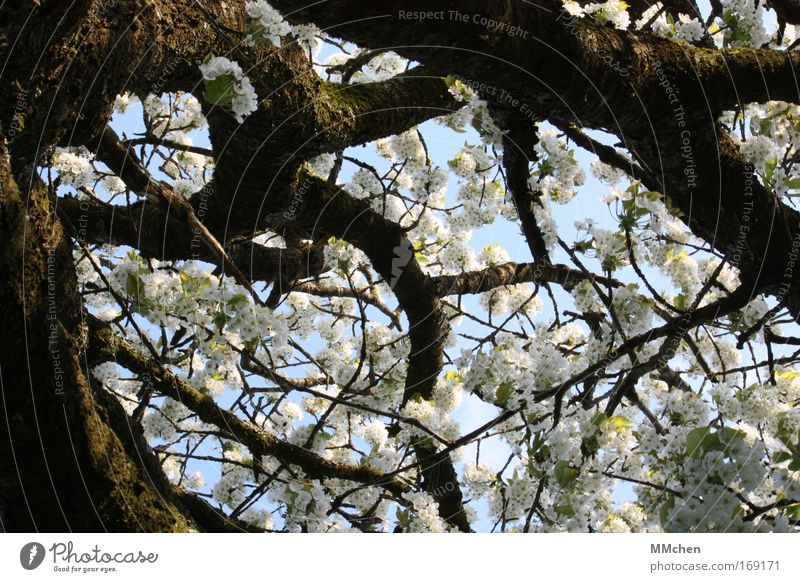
[87,318,411,497]
[433,261,622,295]
[58,194,327,286]
[500,118,551,264]
[265,0,799,120]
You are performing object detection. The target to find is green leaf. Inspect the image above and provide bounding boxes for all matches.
[602,513,619,527]
[244,21,269,45]
[538,158,554,179]
[717,427,746,448]
[395,508,410,528]
[212,309,229,331]
[786,177,800,191]
[495,382,514,406]
[784,502,800,521]
[203,73,236,106]
[442,116,467,134]
[686,427,714,458]
[126,273,145,298]
[591,412,608,427]
[663,195,684,218]
[527,434,549,474]
[582,434,600,457]
[686,426,745,459]
[554,502,575,517]
[554,460,580,490]
[444,370,462,382]
[735,383,758,403]
[337,258,351,272]
[605,415,633,433]
[227,293,250,310]
[764,157,778,186]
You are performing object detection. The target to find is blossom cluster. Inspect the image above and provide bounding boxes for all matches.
[199,56,259,123]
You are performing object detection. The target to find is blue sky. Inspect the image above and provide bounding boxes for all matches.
[91,6,800,530]
[99,53,688,527]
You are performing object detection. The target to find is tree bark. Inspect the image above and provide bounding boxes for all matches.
[0,138,199,531]
[3,0,800,532]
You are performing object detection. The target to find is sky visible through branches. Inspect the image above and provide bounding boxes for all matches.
[14,0,800,534]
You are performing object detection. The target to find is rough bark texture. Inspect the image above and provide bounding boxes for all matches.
[0,140,196,531]
[2,0,800,532]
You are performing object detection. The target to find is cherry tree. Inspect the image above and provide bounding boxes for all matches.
[2,0,800,532]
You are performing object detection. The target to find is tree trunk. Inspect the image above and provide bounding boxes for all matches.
[0,138,200,531]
